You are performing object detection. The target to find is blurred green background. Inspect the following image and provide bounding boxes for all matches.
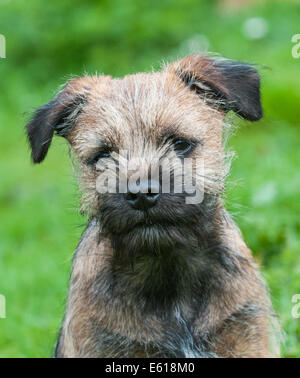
[0,0,299,357]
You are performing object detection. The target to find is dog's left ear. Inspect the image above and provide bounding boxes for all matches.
[171,54,262,121]
[26,76,95,163]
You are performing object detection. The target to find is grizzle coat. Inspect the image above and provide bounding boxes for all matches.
[26,54,280,358]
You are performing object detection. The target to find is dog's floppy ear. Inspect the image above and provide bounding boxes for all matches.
[171,54,262,121]
[26,76,95,163]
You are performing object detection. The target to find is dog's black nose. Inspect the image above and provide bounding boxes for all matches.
[125,180,160,210]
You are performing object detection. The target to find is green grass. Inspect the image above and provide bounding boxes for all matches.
[0,0,299,357]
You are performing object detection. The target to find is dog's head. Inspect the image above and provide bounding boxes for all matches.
[26,54,262,250]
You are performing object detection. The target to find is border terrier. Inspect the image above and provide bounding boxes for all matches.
[26,54,280,358]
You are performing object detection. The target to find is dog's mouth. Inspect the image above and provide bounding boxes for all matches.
[123,215,180,233]
[98,193,215,239]
[96,193,219,257]
[100,207,183,235]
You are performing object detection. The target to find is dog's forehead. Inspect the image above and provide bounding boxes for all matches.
[73,70,223,150]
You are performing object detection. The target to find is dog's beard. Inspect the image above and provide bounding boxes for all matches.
[98,192,218,258]
[94,192,245,313]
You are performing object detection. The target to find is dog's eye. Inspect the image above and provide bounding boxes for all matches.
[173,139,194,155]
[86,149,111,165]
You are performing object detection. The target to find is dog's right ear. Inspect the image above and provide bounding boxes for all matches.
[26,76,95,163]
[170,54,263,122]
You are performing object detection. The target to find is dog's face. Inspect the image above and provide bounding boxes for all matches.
[26,54,262,251]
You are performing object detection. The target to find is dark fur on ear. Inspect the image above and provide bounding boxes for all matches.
[26,77,94,163]
[173,54,263,121]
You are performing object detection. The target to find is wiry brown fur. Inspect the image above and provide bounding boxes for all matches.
[26,54,280,358]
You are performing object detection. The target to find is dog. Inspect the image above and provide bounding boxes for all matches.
[26,54,280,357]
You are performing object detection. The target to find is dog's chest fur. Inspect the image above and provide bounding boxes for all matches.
[55,212,271,358]
[91,308,217,358]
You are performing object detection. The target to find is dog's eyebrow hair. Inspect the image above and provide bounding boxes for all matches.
[159,129,202,146]
[158,128,184,145]
[83,137,121,162]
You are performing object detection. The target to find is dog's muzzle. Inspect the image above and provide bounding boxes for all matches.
[123,179,160,211]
